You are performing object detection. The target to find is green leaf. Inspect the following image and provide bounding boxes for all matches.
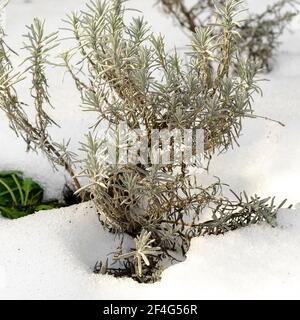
[0,206,27,219]
[0,171,57,219]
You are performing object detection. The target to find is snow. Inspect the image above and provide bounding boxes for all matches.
[0,266,5,291]
[0,0,300,299]
[0,203,299,300]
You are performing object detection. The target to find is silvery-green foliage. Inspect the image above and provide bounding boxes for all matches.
[0,3,81,191]
[64,0,260,154]
[159,0,299,71]
[64,0,287,282]
[239,0,299,71]
[115,230,162,278]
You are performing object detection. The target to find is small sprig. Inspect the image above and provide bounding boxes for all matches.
[23,18,59,137]
[115,230,161,278]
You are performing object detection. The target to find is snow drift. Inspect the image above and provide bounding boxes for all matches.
[0,203,299,299]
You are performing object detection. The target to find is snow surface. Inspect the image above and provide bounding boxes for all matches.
[0,0,300,299]
[0,203,300,300]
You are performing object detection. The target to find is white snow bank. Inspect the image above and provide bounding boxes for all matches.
[0,266,5,291]
[0,203,299,300]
